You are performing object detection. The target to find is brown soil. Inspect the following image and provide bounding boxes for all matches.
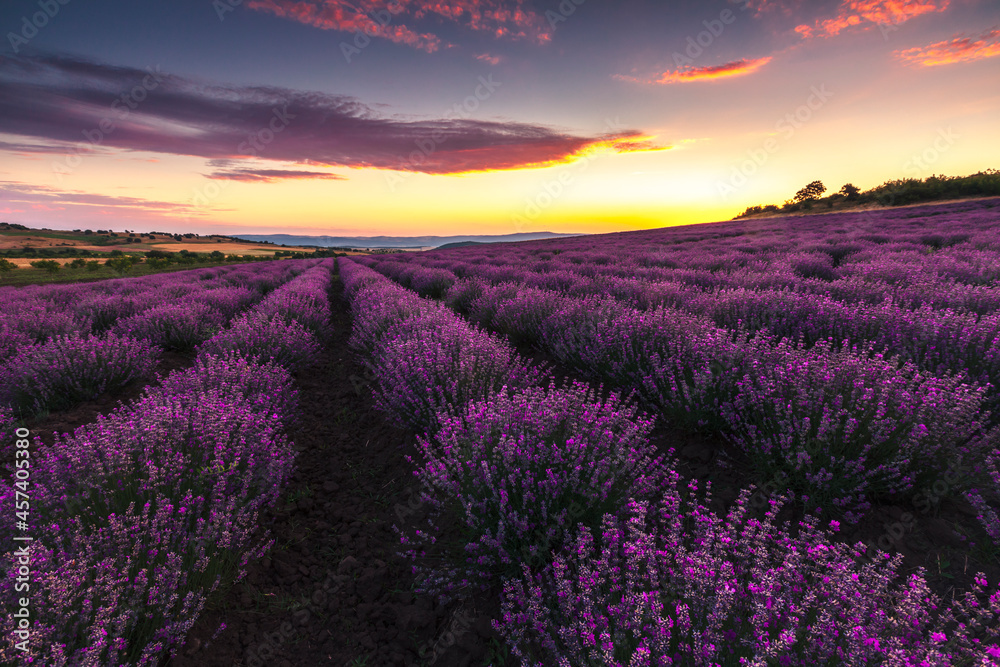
[168,280,507,667]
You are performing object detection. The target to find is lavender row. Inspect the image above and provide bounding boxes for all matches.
[197,259,335,371]
[252,259,335,341]
[368,264,994,526]
[0,260,325,421]
[340,257,677,601]
[0,354,299,665]
[373,251,1000,317]
[0,259,322,358]
[340,260,1000,664]
[500,493,1000,666]
[360,252,1000,420]
[359,199,1000,313]
[340,258,544,433]
[0,262,334,664]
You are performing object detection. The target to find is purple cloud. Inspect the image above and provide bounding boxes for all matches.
[0,55,665,175]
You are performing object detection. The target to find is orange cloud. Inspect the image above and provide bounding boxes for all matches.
[796,0,949,38]
[245,0,442,51]
[244,0,552,51]
[475,53,503,65]
[616,57,773,85]
[895,27,1000,66]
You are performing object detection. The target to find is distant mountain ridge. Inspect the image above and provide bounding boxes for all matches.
[232,232,581,249]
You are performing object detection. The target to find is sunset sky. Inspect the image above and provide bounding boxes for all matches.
[0,0,998,237]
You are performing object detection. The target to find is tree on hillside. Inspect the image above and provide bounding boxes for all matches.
[0,258,17,273]
[839,183,861,200]
[106,255,138,275]
[30,259,61,274]
[794,180,827,203]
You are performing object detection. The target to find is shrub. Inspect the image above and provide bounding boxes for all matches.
[73,295,145,333]
[196,312,320,372]
[443,277,490,316]
[187,286,258,322]
[0,333,159,417]
[106,255,138,275]
[253,264,332,339]
[30,259,61,273]
[348,282,444,357]
[4,386,295,665]
[0,324,32,363]
[8,306,88,343]
[112,302,224,352]
[366,317,548,433]
[720,339,987,522]
[399,383,670,601]
[0,405,15,460]
[157,352,299,426]
[409,267,456,299]
[498,490,1000,666]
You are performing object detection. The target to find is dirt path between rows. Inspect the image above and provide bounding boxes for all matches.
[169,279,507,667]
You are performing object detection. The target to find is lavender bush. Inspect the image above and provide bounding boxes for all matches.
[73,293,146,332]
[254,263,333,340]
[156,351,299,425]
[2,384,296,665]
[367,318,548,433]
[185,285,260,322]
[498,490,1000,666]
[0,323,32,363]
[720,339,987,522]
[9,305,90,342]
[112,302,226,352]
[196,311,320,372]
[0,405,15,461]
[399,382,671,601]
[0,333,160,417]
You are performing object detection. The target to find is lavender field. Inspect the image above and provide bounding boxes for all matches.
[3,201,1000,666]
[344,198,1000,665]
[1,258,335,665]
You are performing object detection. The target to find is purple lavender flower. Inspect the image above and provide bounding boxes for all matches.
[112,302,226,352]
[400,382,671,601]
[196,311,320,372]
[0,333,160,417]
[497,488,1000,665]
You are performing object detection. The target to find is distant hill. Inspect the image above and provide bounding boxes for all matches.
[435,241,484,250]
[231,232,581,249]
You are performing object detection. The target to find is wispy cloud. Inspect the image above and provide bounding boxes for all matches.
[1,180,201,215]
[616,57,773,85]
[245,0,552,51]
[475,53,503,65]
[794,0,950,39]
[206,167,348,182]
[895,27,1000,66]
[0,55,666,176]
